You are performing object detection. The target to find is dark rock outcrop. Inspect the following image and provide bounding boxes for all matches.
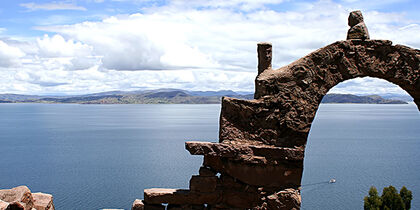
[347,10,370,40]
[132,10,419,209]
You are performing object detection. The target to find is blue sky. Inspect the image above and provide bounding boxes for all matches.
[0,0,419,95]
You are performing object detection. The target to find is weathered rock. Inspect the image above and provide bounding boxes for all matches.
[189,176,218,193]
[144,188,220,205]
[0,200,9,210]
[143,204,165,210]
[348,10,364,27]
[347,22,370,40]
[187,141,304,163]
[265,189,301,210]
[203,156,224,172]
[0,186,33,210]
[186,141,252,158]
[132,199,144,210]
[198,166,216,177]
[346,10,369,40]
[258,42,272,75]
[223,161,302,188]
[32,193,54,210]
[222,190,260,208]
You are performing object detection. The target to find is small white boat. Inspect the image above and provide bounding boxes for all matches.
[329,179,336,183]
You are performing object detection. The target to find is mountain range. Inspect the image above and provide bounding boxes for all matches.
[321,94,408,104]
[0,89,411,104]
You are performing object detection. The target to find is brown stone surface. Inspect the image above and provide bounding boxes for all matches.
[258,42,272,75]
[132,199,144,210]
[143,204,165,210]
[144,188,220,205]
[347,10,369,40]
[222,190,260,208]
[348,10,364,27]
[347,22,370,40]
[186,141,304,163]
[0,200,9,210]
[223,161,302,188]
[32,193,54,210]
[265,189,301,210]
[222,39,419,148]
[198,166,216,177]
[189,176,217,193]
[186,141,252,158]
[0,186,33,210]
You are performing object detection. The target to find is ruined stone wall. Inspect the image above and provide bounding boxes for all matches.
[133,10,419,210]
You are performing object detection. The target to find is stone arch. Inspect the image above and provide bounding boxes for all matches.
[220,39,419,148]
[139,11,419,210]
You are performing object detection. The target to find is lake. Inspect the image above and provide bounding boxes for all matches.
[0,103,418,209]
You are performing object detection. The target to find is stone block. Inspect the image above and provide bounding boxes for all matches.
[0,186,33,210]
[348,10,364,27]
[347,22,370,40]
[203,156,224,172]
[189,176,217,193]
[223,161,302,188]
[222,190,259,208]
[186,141,252,158]
[266,189,301,210]
[32,193,54,210]
[144,204,165,210]
[198,167,216,177]
[144,188,220,205]
[132,199,144,210]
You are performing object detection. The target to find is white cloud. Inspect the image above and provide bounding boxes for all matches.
[0,0,418,95]
[36,2,349,72]
[20,2,87,11]
[37,34,93,58]
[0,41,25,67]
[329,77,411,96]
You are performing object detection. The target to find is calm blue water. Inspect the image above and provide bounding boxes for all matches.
[0,103,418,210]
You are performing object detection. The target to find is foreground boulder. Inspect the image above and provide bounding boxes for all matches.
[32,193,54,210]
[0,186,54,210]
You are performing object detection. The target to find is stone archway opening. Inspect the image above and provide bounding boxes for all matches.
[301,77,420,209]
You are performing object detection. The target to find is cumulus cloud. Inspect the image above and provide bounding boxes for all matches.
[37,34,93,58]
[329,77,412,96]
[1,0,419,95]
[0,41,25,67]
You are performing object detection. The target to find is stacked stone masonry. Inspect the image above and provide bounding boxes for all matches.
[134,10,419,210]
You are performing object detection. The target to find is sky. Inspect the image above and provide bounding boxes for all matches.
[0,0,419,95]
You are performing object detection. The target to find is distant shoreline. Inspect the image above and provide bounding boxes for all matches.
[0,91,411,105]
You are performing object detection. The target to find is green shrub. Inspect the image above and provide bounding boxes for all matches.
[364,185,412,210]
